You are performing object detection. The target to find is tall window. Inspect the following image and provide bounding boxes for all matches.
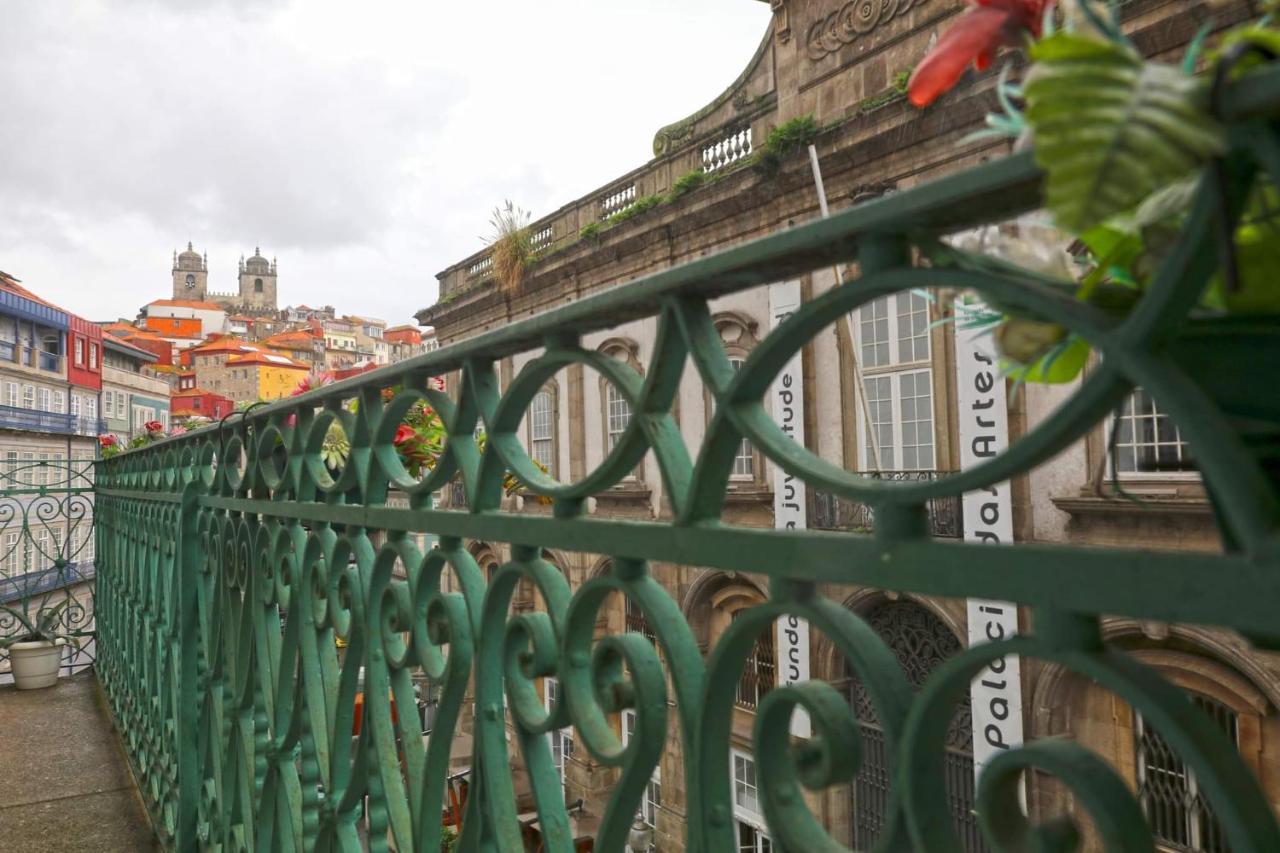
[625,595,658,647]
[85,397,97,420]
[729,358,754,478]
[1136,695,1235,852]
[4,382,16,409]
[622,709,662,830]
[89,344,98,369]
[732,751,772,852]
[529,389,555,474]
[74,338,84,365]
[732,609,775,711]
[21,385,34,410]
[51,391,63,414]
[856,294,934,471]
[1111,389,1195,476]
[2,531,17,576]
[606,383,630,452]
[38,388,50,413]
[545,677,574,796]
[70,395,80,417]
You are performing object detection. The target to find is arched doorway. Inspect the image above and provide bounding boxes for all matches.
[847,599,983,851]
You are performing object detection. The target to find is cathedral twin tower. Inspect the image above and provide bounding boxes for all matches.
[171,242,278,313]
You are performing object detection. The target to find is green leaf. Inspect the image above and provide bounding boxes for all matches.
[1026,33,1226,232]
[1006,336,1092,384]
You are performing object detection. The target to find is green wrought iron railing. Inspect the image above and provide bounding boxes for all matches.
[94,63,1280,852]
[0,459,97,681]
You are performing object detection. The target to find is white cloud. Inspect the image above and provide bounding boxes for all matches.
[0,0,771,324]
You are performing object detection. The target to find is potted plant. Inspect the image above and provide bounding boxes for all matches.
[1,601,73,689]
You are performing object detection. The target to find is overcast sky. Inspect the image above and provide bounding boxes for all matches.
[0,0,770,326]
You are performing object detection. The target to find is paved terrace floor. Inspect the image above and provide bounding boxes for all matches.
[0,671,157,852]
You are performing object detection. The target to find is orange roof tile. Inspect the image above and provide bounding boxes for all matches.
[148,298,228,311]
[226,351,309,369]
[188,337,259,355]
[102,332,156,360]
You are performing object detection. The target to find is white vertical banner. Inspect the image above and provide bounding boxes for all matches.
[955,299,1024,786]
[769,280,811,738]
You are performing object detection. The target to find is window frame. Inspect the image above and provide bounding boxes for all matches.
[544,677,574,797]
[1107,388,1198,481]
[858,368,936,472]
[621,708,662,829]
[852,293,936,473]
[596,339,645,483]
[731,749,772,851]
[526,382,559,479]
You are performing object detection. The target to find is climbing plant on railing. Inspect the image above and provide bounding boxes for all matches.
[913,0,1280,384]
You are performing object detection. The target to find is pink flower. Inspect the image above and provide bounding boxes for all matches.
[292,371,335,397]
[98,434,118,448]
[393,424,416,448]
[144,420,163,434]
[169,425,188,436]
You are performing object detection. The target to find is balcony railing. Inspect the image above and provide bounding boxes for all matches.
[0,459,96,683]
[0,404,105,437]
[92,65,1280,852]
[811,472,962,538]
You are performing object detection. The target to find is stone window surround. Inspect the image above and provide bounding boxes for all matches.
[596,336,646,490]
[525,379,560,482]
[700,311,771,495]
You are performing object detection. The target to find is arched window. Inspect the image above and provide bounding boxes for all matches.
[733,608,775,711]
[1136,694,1235,852]
[847,600,981,850]
[254,278,264,293]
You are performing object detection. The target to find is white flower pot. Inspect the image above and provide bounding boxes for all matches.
[9,638,65,689]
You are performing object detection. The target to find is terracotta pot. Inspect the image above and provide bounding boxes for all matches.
[9,639,66,689]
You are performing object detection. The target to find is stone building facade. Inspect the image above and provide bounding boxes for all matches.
[419,2,1276,850]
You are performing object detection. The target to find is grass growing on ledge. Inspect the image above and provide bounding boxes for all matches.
[670,168,708,199]
[606,193,664,225]
[579,221,602,242]
[752,114,821,175]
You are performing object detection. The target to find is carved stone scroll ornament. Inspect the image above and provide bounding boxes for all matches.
[806,0,929,61]
[771,0,791,44]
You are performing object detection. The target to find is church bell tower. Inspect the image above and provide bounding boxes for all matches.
[172,242,209,300]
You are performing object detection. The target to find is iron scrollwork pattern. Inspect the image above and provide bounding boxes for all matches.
[93,65,1280,852]
[0,458,96,680]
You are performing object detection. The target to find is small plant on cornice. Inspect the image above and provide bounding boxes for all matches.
[579,221,602,242]
[669,169,708,200]
[892,69,912,94]
[606,194,664,226]
[753,114,821,176]
[857,86,908,114]
[486,200,533,295]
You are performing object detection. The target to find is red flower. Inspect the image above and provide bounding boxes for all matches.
[98,434,118,448]
[144,420,163,433]
[908,0,1053,108]
[393,424,416,448]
